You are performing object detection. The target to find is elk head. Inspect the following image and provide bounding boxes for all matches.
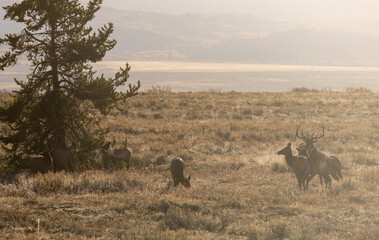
[277,143,292,156]
[182,175,191,188]
[102,141,112,151]
[295,124,325,149]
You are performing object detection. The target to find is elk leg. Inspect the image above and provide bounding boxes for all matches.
[303,173,309,191]
[296,174,302,190]
[301,177,305,191]
[308,172,315,183]
[324,175,331,189]
[328,176,332,188]
[173,178,179,187]
[331,173,339,181]
[126,160,130,170]
[305,174,310,190]
[319,175,323,186]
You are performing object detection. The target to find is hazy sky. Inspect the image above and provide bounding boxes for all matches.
[2,1,378,26]
[102,0,379,23]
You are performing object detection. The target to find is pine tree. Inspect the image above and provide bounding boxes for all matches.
[0,0,140,169]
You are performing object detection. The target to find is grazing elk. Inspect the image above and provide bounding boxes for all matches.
[28,150,53,173]
[102,141,131,170]
[170,157,191,188]
[277,143,310,191]
[295,125,342,188]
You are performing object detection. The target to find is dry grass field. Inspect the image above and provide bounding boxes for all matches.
[1,88,379,239]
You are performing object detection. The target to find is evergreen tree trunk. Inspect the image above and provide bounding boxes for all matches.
[48,4,65,149]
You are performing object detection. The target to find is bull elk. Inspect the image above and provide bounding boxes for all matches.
[295,125,342,188]
[330,156,342,180]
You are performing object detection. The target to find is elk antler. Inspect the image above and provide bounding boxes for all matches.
[295,124,325,146]
[295,124,308,140]
[123,136,128,148]
[311,125,325,140]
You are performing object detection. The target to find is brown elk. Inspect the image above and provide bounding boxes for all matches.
[102,141,131,170]
[277,143,310,191]
[50,149,73,171]
[28,149,73,173]
[295,125,342,188]
[170,157,191,188]
[28,150,53,173]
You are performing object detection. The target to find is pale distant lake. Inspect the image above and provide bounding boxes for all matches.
[1,61,379,92]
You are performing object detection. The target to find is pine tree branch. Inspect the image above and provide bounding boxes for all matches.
[23,29,48,47]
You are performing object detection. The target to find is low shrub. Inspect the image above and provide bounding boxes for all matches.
[162,206,230,232]
[291,87,320,93]
[271,162,289,173]
[133,154,154,168]
[353,154,378,166]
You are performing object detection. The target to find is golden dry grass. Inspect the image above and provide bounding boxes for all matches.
[1,90,379,239]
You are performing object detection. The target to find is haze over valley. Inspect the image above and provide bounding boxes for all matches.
[82,6,379,65]
[1,0,379,91]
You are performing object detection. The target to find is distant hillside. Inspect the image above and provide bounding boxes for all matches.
[190,27,379,65]
[1,2,379,65]
[93,7,294,61]
[92,7,379,65]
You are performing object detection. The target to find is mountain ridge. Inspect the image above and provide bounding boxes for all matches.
[1,3,379,65]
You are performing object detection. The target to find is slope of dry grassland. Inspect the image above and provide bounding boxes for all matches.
[1,90,379,239]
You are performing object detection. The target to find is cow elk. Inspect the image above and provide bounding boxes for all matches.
[277,143,310,191]
[28,149,73,173]
[28,150,53,173]
[102,141,131,170]
[170,157,191,188]
[50,149,73,171]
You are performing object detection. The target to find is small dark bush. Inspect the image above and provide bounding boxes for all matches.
[153,113,163,119]
[155,155,167,165]
[178,153,194,162]
[291,87,320,93]
[133,154,154,168]
[242,109,252,115]
[252,109,264,116]
[353,154,378,166]
[147,200,170,213]
[137,112,148,118]
[271,162,289,173]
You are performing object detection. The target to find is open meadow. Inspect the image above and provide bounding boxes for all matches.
[1,89,379,239]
